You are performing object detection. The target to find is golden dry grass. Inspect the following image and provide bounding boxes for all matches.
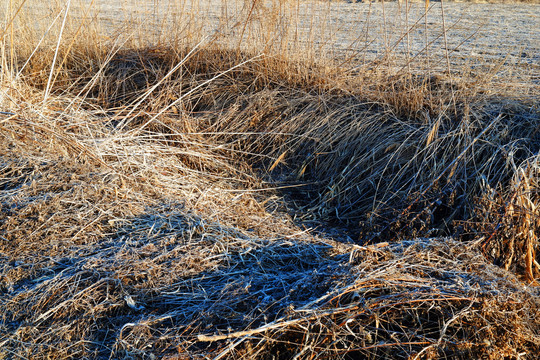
[1,0,539,359]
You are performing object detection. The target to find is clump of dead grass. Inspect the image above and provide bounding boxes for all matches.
[51,43,539,282]
[193,238,540,359]
[1,0,539,359]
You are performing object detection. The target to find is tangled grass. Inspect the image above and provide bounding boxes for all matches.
[1,0,539,359]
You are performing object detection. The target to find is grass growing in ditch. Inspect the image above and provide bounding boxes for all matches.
[1,0,539,359]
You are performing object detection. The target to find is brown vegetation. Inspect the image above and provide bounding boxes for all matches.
[1,0,539,359]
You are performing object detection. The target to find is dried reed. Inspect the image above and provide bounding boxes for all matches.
[1,0,539,359]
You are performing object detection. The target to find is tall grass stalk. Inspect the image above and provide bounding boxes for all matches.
[42,0,71,106]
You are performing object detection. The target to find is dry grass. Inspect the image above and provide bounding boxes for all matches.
[1,0,539,359]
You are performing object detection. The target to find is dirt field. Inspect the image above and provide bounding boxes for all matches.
[141,2,528,75]
[30,1,540,79]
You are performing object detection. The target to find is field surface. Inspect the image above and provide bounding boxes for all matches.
[31,1,540,69]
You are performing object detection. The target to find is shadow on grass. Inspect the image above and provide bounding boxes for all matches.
[0,203,349,359]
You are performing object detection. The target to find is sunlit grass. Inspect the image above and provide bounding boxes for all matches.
[1,0,539,358]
